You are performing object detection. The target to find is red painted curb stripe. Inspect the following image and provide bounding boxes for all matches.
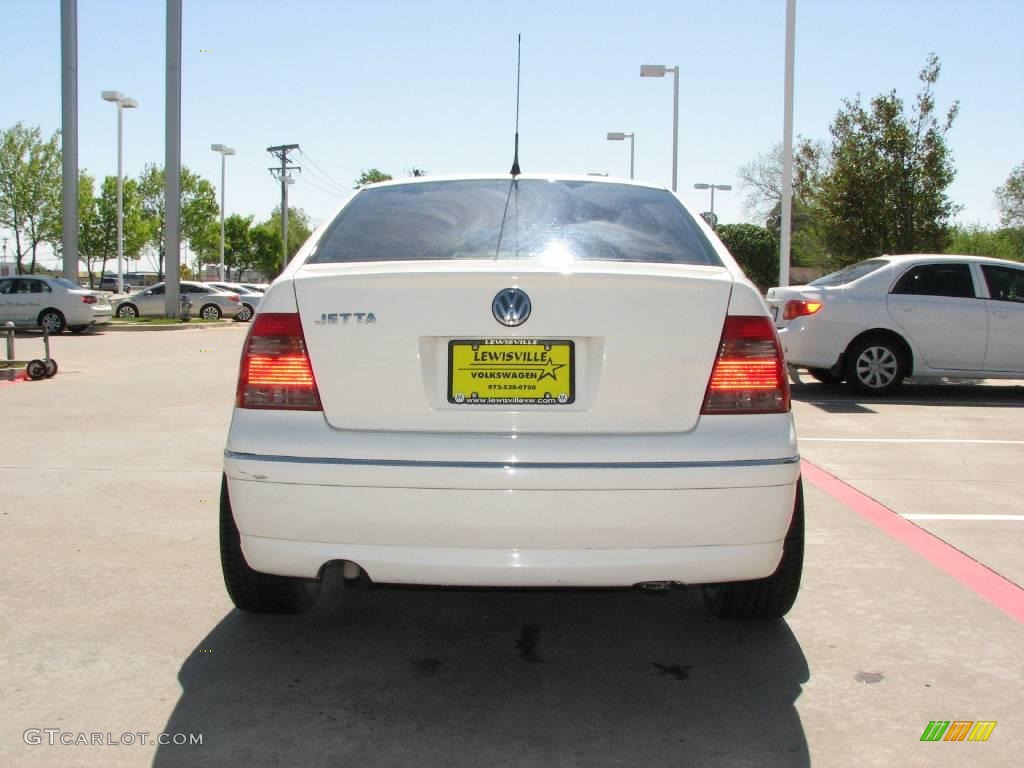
[801,459,1024,624]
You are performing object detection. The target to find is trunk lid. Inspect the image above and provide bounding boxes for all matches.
[294,261,733,434]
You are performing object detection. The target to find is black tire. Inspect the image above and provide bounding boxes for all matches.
[44,359,58,378]
[38,309,66,335]
[26,359,48,380]
[69,325,90,334]
[703,479,804,620]
[844,334,907,396]
[235,303,254,322]
[200,304,222,321]
[807,367,843,386]
[220,475,320,614]
[117,303,139,319]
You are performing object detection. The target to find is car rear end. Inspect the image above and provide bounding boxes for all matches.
[767,258,893,371]
[223,176,800,609]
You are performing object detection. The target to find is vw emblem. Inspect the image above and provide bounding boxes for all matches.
[492,288,532,327]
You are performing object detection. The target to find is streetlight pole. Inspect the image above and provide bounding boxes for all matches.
[101,91,137,294]
[606,132,635,179]
[693,182,732,222]
[210,144,235,281]
[640,64,679,191]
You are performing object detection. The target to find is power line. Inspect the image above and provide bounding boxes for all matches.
[299,150,354,193]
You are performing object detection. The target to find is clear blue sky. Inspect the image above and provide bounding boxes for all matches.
[3,0,1022,269]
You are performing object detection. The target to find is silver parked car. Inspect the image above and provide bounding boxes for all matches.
[113,281,242,320]
[204,282,262,322]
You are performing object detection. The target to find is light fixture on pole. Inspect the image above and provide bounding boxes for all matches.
[606,132,635,179]
[101,90,138,294]
[640,64,679,191]
[693,182,732,222]
[210,144,236,281]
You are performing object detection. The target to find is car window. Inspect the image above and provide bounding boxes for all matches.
[808,259,888,287]
[981,265,1024,303]
[308,179,723,266]
[0,279,15,295]
[52,277,79,290]
[891,263,975,298]
[26,280,51,294]
[149,285,166,296]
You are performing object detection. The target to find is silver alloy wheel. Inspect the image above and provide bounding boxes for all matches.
[200,304,221,320]
[236,304,253,322]
[117,304,137,319]
[40,311,64,334]
[854,345,899,389]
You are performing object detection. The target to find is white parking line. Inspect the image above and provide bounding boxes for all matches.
[800,438,1024,445]
[902,514,1024,521]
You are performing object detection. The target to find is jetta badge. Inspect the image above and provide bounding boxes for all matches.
[492,288,531,327]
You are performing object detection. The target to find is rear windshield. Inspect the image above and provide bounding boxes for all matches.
[809,259,888,287]
[307,179,722,266]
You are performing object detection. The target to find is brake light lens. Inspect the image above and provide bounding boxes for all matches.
[228,294,240,302]
[701,315,790,414]
[81,295,97,304]
[236,313,321,410]
[783,300,823,321]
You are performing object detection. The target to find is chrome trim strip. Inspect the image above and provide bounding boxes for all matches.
[224,450,800,470]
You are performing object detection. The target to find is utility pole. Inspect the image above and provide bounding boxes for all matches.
[267,144,300,270]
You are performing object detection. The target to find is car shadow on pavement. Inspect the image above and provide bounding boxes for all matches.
[792,379,1024,409]
[154,574,809,768]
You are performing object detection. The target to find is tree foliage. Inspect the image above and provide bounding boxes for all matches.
[0,123,62,274]
[947,224,1023,262]
[817,53,960,264]
[995,163,1024,228]
[137,164,219,277]
[77,173,150,286]
[354,168,393,188]
[716,223,778,291]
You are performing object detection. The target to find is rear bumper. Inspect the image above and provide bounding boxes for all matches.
[777,321,850,369]
[224,412,800,587]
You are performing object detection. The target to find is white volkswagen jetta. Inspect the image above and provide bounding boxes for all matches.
[221,175,802,619]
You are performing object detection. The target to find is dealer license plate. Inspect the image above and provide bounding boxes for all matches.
[448,339,575,405]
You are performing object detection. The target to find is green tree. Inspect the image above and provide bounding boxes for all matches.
[248,207,312,278]
[816,53,960,265]
[137,164,219,278]
[0,123,62,274]
[994,163,1024,228]
[354,168,393,188]
[77,174,150,287]
[716,223,778,291]
[947,224,1022,262]
[222,213,256,279]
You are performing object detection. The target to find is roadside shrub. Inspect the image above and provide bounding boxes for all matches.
[716,223,778,291]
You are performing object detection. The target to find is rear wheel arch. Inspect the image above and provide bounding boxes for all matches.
[843,328,913,374]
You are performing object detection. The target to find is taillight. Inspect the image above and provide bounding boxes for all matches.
[228,294,240,302]
[783,300,822,320]
[701,315,790,414]
[236,313,322,410]
[81,295,97,304]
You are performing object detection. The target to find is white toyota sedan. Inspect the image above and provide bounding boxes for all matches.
[767,254,1024,394]
[221,175,802,619]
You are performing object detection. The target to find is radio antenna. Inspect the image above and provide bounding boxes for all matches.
[510,34,522,176]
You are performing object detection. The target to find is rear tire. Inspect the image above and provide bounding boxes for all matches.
[200,304,222,320]
[845,334,906,396]
[703,479,804,620]
[235,303,254,322]
[219,475,320,614]
[38,309,66,335]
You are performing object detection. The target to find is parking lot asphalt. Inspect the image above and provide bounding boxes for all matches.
[1,327,1021,767]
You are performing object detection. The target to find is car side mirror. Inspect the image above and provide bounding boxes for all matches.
[145,290,153,296]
